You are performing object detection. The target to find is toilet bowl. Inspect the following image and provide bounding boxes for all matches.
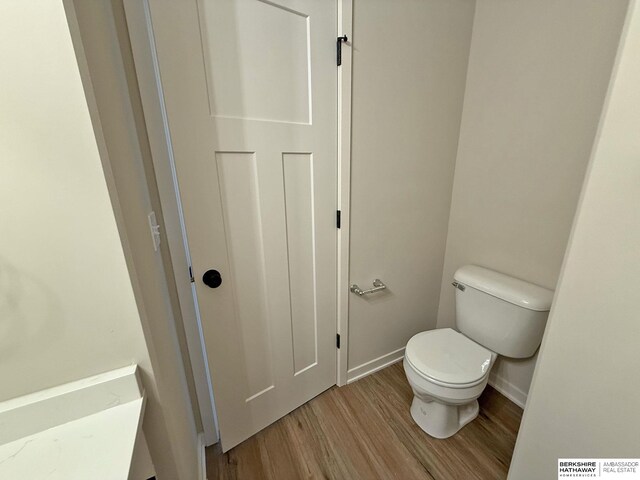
[403,328,497,438]
[404,265,554,439]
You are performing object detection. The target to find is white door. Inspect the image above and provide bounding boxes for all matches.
[146,0,338,450]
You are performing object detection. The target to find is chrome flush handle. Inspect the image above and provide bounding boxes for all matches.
[452,281,466,291]
[350,279,387,296]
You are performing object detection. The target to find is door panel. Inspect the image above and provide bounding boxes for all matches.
[200,0,312,124]
[216,152,274,399]
[147,0,337,450]
[282,153,318,374]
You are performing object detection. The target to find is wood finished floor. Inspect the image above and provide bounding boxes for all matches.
[206,362,523,480]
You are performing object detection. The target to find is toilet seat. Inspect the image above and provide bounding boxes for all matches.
[405,328,493,388]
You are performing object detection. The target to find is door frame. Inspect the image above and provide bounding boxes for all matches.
[122,1,354,446]
[337,0,353,386]
[123,0,218,446]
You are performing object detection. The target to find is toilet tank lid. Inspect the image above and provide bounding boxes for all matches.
[454,265,554,312]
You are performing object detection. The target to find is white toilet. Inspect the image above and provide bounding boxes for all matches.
[404,265,554,439]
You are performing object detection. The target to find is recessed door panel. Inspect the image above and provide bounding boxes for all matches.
[216,152,274,400]
[282,153,318,375]
[199,0,311,124]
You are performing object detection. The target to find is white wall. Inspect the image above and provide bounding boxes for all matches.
[0,3,155,476]
[509,1,639,476]
[0,2,200,478]
[0,0,148,406]
[436,0,629,405]
[347,0,476,375]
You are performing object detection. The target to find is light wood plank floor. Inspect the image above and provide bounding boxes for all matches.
[206,362,523,480]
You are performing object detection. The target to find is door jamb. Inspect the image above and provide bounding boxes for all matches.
[337,0,353,387]
[122,0,219,446]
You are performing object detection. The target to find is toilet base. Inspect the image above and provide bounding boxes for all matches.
[410,396,479,439]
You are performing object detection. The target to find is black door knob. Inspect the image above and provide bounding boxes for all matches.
[202,269,222,288]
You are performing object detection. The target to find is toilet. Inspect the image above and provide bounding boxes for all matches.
[404,265,554,439]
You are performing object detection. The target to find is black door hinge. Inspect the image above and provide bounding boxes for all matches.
[336,210,341,229]
[337,35,348,66]
[189,266,195,283]
[336,333,341,349]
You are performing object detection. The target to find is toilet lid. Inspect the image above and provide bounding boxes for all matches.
[405,328,493,386]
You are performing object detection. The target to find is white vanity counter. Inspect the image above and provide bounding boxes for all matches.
[0,365,145,480]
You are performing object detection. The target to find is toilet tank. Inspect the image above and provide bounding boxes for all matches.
[453,265,554,359]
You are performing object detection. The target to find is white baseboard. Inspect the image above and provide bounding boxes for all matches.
[345,347,527,409]
[347,347,405,384]
[488,372,527,409]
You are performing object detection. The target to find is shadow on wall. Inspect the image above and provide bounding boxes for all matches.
[0,256,63,368]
